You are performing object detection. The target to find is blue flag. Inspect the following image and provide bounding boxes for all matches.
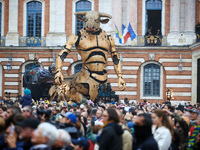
[128,23,136,40]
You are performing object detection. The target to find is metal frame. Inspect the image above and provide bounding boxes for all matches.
[26,1,42,46]
[143,63,160,97]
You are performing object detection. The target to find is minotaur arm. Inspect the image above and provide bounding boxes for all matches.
[108,35,126,90]
[55,34,78,85]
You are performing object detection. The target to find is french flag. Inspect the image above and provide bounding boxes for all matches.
[122,24,131,44]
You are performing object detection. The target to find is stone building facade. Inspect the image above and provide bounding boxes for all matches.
[0,0,200,104]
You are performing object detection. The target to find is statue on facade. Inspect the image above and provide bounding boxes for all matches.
[49,11,126,102]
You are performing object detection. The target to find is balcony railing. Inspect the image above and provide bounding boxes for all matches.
[0,36,5,46]
[19,37,46,47]
[137,35,167,46]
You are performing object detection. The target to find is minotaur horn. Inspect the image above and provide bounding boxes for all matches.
[74,11,87,16]
[99,12,112,19]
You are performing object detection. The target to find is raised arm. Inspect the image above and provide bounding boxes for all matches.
[54,34,78,85]
[108,35,126,91]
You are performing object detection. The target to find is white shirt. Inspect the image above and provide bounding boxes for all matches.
[152,126,172,150]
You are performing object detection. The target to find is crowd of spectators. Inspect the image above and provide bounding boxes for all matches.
[0,90,200,150]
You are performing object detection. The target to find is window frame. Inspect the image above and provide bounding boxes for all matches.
[26,1,42,38]
[72,0,94,34]
[140,61,163,100]
[75,0,92,34]
[142,0,165,36]
[23,0,45,37]
[143,63,160,97]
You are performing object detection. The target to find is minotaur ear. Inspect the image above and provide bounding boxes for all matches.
[77,16,85,22]
[100,19,110,24]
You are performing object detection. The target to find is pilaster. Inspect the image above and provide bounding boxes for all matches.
[6,0,19,46]
[46,0,66,46]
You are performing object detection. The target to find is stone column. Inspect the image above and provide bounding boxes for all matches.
[112,0,122,44]
[182,0,196,45]
[46,0,66,46]
[185,0,195,33]
[99,0,113,35]
[126,0,137,45]
[169,0,181,33]
[126,0,137,32]
[6,0,19,46]
[167,0,181,45]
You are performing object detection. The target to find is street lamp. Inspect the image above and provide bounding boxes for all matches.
[7,53,12,71]
[178,54,183,72]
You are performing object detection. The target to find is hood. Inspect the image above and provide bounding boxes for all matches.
[23,94,32,100]
[112,123,123,135]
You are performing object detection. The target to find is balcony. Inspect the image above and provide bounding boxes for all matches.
[137,35,167,46]
[19,37,46,47]
[0,37,6,46]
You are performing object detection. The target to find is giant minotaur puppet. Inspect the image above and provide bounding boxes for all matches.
[50,11,126,102]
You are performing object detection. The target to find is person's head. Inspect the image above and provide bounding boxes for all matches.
[72,137,89,150]
[0,112,7,120]
[96,110,102,119]
[137,109,144,115]
[52,129,71,149]
[152,109,173,134]
[102,108,119,124]
[134,113,153,138]
[135,113,152,126]
[0,106,6,114]
[17,118,40,141]
[24,89,31,95]
[6,106,21,119]
[190,110,199,121]
[22,105,33,118]
[52,106,60,115]
[183,111,191,118]
[60,112,77,124]
[31,122,59,147]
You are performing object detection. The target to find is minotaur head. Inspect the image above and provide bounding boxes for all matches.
[75,11,112,34]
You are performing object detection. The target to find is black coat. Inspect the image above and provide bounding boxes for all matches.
[136,136,159,150]
[99,123,123,150]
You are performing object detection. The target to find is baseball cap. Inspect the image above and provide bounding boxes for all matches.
[16,118,40,129]
[61,112,77,123]
[71,137,89,150]
[192,109,200,115]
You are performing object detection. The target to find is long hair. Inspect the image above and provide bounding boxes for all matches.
[107,108,119,123]
[153,109,174,135]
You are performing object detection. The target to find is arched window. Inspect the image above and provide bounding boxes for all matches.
[74,63,83,73]
[26,1,42,46]
[75,0,91,34]
[24,63,37,85]
[145,0,162,35]
[143,63,160,96]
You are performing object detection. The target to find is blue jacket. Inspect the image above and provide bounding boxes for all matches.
[20,95,32,108]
